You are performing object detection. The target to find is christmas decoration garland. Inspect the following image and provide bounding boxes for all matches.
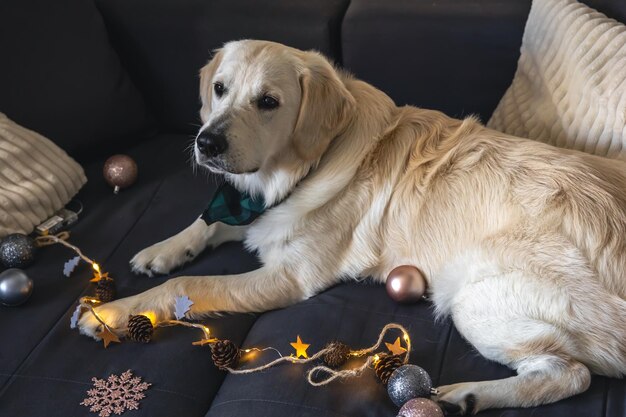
[39,232,444,416]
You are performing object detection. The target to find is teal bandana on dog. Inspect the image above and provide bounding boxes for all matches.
[201,182,267,226]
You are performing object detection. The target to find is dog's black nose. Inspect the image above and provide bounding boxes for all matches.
[196,130,228,157]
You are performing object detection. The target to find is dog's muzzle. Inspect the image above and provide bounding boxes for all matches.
[196,130,228,157]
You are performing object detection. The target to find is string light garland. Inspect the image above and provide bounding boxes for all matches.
[39,233,443,416]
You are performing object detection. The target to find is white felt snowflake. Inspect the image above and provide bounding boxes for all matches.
[80,370,151,417]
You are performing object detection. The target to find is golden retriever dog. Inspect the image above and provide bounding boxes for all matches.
[80,40,626,414]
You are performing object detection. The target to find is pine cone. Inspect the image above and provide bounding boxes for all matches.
[211,340,240,370]
[374,353,404,384]
[95,278,116,303]
[323,341,351,368]
[127,315,154,343]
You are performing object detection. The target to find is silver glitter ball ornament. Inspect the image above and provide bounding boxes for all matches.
[0,233,37,268]
[387,365,433,407]
[397,398,444,417]
[0,268,33,306]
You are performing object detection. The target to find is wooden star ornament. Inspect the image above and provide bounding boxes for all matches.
[90,271,110,283]
[98,326,121,348]
[290,335,310,358]
[385,337,407,355]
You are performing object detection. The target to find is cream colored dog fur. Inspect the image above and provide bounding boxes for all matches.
[79,40,626,414]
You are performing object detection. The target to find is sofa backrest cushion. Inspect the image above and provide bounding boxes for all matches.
[94,0,350,134]
[341,0,626,123]
[488,0,626,160]
[0,0,154,162]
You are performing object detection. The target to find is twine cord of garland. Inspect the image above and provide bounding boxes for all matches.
[306,323,410,386]
[77,294,412,387]
[157,320,213,341]
[226,342,330,374]
[308,356,377,386]
[78,303,215,341]
[35,232,96,265]
[226,323,410,383]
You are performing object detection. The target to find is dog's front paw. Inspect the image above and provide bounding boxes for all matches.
[77,300,133,340]
[436,383,481,415]
[130,239,197,276]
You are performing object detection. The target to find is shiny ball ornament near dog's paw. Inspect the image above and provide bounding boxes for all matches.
[386,265,427,303]
[388,364,434,407]
[397,398,444,417]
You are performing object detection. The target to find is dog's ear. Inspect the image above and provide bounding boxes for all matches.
[199,49,224,122]
[292,51,355,161]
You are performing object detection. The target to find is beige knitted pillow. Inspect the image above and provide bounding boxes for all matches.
[0,113,86,237]
[488,0,626,160]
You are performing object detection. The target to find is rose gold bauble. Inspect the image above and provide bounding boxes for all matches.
[397,398,444,417]
[103,154,138,194]
[385,265,426,303]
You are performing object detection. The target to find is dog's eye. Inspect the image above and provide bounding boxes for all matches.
[213,82,225,98]
[257,95,279,110]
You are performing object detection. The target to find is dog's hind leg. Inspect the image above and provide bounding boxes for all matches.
[433,267,594,414]
[437,352,590,415]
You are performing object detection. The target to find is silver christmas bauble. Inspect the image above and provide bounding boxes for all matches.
[397,398,444,417]
[387,365,433,407]
[0,268,33,306]
[0,233,36,268]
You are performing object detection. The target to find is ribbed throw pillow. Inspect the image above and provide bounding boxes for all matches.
[488,0,626,160]
[0,113,86,237]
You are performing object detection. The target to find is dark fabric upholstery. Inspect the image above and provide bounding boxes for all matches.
[206,283,626,417]
[0,133,260,415]
[0,0,155,162]
[342,0,532,123]
[94,0,350,134]
[2,0,626,416]
[582,0,626,23]
[341,0,626,123]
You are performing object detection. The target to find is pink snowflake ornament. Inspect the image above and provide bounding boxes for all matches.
[81,370,151,417]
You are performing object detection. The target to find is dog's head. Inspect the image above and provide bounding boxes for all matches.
[196,40,355,179]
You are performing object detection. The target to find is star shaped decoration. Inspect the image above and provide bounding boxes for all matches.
[90,271,110,283]
[290,335,310,358]
[385,337,407,355]
[98,327,121,348]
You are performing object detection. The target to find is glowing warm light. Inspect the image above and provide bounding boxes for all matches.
[92,263,101,273]
[244,349,252,353]
[403,333,410,343]
[373,354,380,364]
[139,311,157,325]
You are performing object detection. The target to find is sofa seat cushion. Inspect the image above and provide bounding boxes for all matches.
[0,132,259,415]
[0,0,155,162]
[206,282,626,417]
